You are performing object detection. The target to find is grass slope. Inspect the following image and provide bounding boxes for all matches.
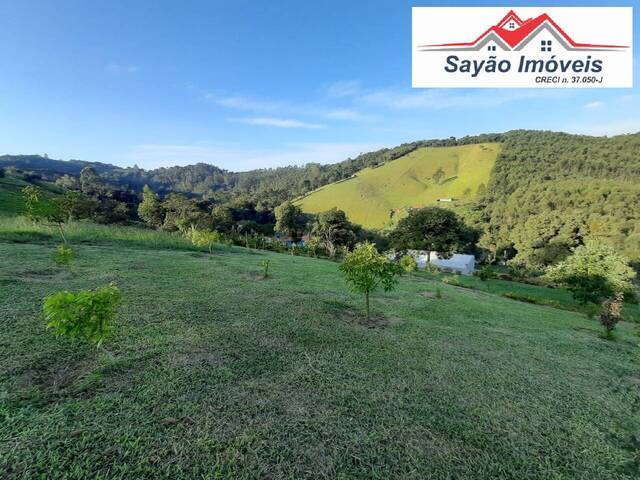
[0,175,62,216]
[1,237,639,478]
[295,143,500,229]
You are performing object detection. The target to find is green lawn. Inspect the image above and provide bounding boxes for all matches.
[1,235,639,478]
[295,143,499,229]
[433,272,640,323]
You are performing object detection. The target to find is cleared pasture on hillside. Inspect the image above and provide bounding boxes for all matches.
[296,143,500,229]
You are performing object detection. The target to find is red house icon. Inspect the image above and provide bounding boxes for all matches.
[419,10,628,52]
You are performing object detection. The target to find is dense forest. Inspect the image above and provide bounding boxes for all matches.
[473,131,640,268]
[2,130,639,267]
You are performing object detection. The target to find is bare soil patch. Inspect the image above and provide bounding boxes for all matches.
[418,291,437,299]
[334,307,403,328]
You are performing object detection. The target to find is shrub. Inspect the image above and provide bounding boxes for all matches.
[399,254,417,273]
[339,242,401,320]
[305,236,324,257]
[545,242,635,305]
[424,263,440,274]
[260,259,271,279]
[43,283,121,348]
[474,267,494,281]
[435,287,442,299]
[189,227,220,254]
[599,292,624,338]
[22,186,70,244]
[52,243,75,266]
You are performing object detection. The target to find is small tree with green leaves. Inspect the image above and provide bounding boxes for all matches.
[545,241,635,305]
[138,185,165,228]
[339,242,401,320]
[52,243,75,266]
[189,227,220,254]
[43,283,121,348]
[274,201,307,242]
[599,292,624,338]
[260,259,271,279]
[22,186,70,244]
[399,254,417,273]
[306,236,323,257]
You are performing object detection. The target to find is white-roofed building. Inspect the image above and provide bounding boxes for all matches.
[406,250,476,275]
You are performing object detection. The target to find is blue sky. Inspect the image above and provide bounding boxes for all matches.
[0,0,637,171]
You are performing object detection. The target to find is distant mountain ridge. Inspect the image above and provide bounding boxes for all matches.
[2,130,640,263]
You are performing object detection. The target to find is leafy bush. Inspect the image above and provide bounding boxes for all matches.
[43,283,122,347]
[189,227,220,254]
[545,242,636,305]
[260,259,271,279]
[474,267,494,281]
[22,185,69,244]
[424,263,440,274]
[599,292,624,338]
[52,243,75,266]
[305,236,324,257]
[399,254,417,273]
[339,242,401,320]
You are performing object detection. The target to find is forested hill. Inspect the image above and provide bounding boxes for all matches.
[476,130,640,267]
[0,133,504,200]
[2,130,640,263]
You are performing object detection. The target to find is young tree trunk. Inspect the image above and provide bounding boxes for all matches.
[365,291,370,320]
[57,223,68,245]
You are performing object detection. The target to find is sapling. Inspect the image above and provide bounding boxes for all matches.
[22,185,70,244]
[260,259,271,279]
[399,254,417,273]
[52,243,75,266]
[43,283,121,349]
[339,242,401,320]
[599,292,624,338]
[189,227,220,254]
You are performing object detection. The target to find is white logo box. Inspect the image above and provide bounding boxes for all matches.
[412,7,633,88]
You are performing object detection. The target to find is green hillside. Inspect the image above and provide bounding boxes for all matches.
[1,231,639,478]
[295,143,500,229]
[0,174,62,216]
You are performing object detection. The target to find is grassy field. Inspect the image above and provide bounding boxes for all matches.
[432,272,640,323]
[295,143,499,229]
[1,230,639,478]
[0,175,62,216]
[0,217,201,252]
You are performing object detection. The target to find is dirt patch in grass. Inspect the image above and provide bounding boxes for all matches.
[334,307,403,328]
[418,291,437,299]
[17,358,96,394]
[242,271,270,281]
[15,268,72,282]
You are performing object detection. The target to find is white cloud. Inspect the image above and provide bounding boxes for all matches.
[358,88,567,110]
[584,101,605,109]
[325,80,362,98]
[127,142,382,171]
[205,85,382,124]
[229,117,326,129]
[323,109,378,122]
[107,63,139,74]
[566,119,640,136]
[206,94,281,112]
